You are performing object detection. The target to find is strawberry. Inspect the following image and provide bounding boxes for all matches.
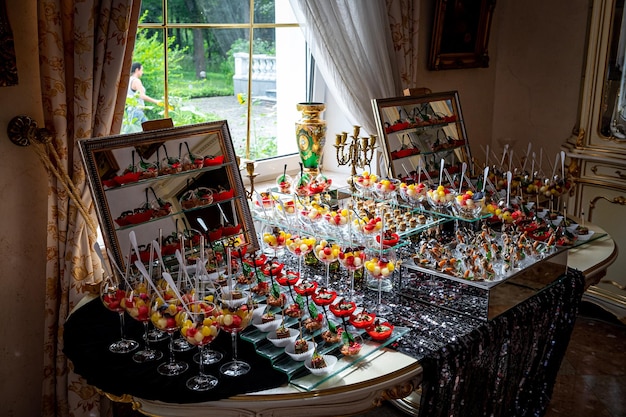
[231,315,242,327]
[138,305,149,318]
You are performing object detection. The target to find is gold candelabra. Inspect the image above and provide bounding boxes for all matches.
[245,161,258,200]
[334,125,377,190]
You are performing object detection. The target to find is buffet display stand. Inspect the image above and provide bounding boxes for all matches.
[63,225,614,417]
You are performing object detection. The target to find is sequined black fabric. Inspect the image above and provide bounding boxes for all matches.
[395,268,584,417]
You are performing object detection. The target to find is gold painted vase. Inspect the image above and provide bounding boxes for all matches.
[296,102,326,176]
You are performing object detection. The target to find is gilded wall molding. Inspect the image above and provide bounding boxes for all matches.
[588,195,626,222]
[590,164,626,181]
[574,127,585,148]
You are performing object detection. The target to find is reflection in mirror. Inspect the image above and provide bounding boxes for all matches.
[371,91,472,179]
[602,0,626,139]
[79,121,257,270]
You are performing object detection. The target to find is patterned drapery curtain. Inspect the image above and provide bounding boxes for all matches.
[386,0,421,89]
[37,0,140,415]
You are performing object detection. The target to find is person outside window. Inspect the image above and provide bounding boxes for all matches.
[123,62,161,133]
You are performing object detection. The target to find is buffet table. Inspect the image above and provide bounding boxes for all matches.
[63,227,616,417]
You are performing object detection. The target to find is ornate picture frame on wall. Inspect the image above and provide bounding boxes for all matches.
[429,0,496,70]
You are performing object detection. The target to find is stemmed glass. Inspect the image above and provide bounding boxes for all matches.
[218,291,254,377]
[399,181,429,207]
[364,250,396,317]
[275,197,298,227]
[195,303,224,365]
[313,239,341,288]
[426,184,457,213]
[454,189,486,220]
[352,171,377,197]
[122,277,163,363]
[180,301,220,391]
[261,225,288,258]
[373,178,400,206]
[150,293,188,376]
[100,273,138,354]
[338,244,366,302]
[172,285,196,353]
[322,207,351,240]
[355,212,383,247]
[297,198,327,231]
[286,234,316,280]
[276,171,293,194]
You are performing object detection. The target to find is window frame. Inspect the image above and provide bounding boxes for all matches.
[135,0,305,169]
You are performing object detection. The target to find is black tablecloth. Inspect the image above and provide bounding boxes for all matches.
[412,268,585,417]
[63,299,289,403]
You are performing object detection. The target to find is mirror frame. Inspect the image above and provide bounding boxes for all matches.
[79,120,258,269]
[371,90,472,179]
[598,0,626,140]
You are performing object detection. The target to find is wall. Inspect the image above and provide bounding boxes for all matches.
[490,0,589,165]
[414,0,499,159]
[415,0,589,170]
[0,1,47,417]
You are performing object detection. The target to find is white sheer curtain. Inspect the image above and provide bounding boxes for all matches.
[289,0,403,136]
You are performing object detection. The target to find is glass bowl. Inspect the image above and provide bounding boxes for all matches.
[426,185,457,209]
[352,172,378,196]
[276,173,293,194]
[373,178,400,200]
[454,191,485,219]
[399,182,428,205]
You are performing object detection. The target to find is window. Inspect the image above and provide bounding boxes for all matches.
[124,0,308,169]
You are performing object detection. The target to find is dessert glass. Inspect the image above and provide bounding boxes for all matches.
[101,274,138,354]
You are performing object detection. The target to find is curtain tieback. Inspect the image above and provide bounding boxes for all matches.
[7,115,99,234]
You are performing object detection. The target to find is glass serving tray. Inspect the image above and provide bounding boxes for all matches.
[562,231,607,249]
[240,317,409,387]
[289,326,410,391]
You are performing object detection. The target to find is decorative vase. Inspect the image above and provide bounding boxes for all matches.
[296,102,326,177]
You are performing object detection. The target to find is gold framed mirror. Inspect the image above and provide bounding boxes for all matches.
[371,90,472,180]
[599,0,626,140]
[79,120,257,269]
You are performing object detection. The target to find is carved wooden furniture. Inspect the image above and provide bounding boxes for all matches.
[563,0,626,321]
